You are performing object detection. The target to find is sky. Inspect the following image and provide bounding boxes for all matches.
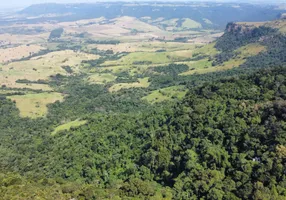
[1,0,284,9]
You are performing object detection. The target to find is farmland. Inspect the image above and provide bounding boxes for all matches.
[0,5,281,119]
[7,92,64,118]
[1,2,286,200]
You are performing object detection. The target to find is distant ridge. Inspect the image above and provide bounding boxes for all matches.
[15,2,284,29]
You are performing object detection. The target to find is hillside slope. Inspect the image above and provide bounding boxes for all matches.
[0,19,286,199]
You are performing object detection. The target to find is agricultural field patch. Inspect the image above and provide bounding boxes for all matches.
[51,119,88,136]
[102,52,171,67]
[0,50,99,89]
[192,42,219,56]
[182,18,202,29]
[187,59,245,75]
[179,59,213,75]
[142,85,187,104]
[181,43,265,76]
[0,45,44,63]
[0,32,49,46]
[8,92,64,118]
[87,73,117,84]
[236,43,266,56]
[87,41,196,53]
[109,77,150,92]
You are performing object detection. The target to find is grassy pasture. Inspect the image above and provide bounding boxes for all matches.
[8,92,64,118]
[0,33,49,46]
[181,43,266,75]
[0,45,44,63]
[142,85,187,104]
[182,18,202,29]
[102,52,171,67]
[87,41,196,53]
[180,59,213,75]
[51,119,88,136]
[0,50,99,90]
[235,43,266,56]
[192,42,219,56]
[87,73,116,84]
[109,77,150,92]
[102,48,196,68]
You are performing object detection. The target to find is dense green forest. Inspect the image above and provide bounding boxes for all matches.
[1,66,286,199]
[1,20,286,199]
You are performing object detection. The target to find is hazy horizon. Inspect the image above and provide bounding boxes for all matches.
[1,0,284,9]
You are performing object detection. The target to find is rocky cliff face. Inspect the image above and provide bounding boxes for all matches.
[226,22,259,36]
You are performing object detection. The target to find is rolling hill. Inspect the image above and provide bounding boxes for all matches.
[0,5,286,200]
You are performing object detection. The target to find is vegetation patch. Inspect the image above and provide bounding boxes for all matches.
[0,50,99,90]
[0,45,44,63]
[102,52,171,67]
[51,119,88,136]
[182,18,202,29]
[109,77,150,92]
[8,92,64,118]
[87,73,116,84]
[142,85,187,104]
[235,43,266,56]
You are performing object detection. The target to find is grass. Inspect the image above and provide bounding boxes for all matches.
[88,41,196,53]
[160,18,179,26]
[193,42,219,56]
[235,43,266,56]
[0,45,44,63]
[182,18,202,29]
[8,92,64,118]
[87,73,116,84]
[102,52,172,67]
[51,119,88,136]
[0,50,99,90]
[109,77,150,92]
[181,43,265,75]
[100,49,196,76]
[142,86,187,104]
[180,42,267,76]
[180,59,213,75]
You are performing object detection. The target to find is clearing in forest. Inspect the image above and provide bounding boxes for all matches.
[142,86,187,104]
[87,73,117,84]
[51,119,88,136]
[109,77,150,92]
[8,92,64,118]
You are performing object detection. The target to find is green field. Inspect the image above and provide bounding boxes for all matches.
[142,85,187,104]
[51,119,88,136]
[109,77,150,92]
[8,92,64,118]
[88,73,117,84]
[182,18,202,29]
